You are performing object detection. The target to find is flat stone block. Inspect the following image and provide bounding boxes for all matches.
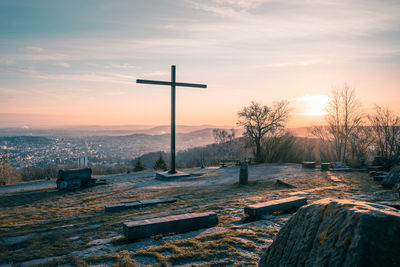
[156,171,191,180]
[140,198,177,207]
[244,197,307,217]
[124,202,142,210]
[302,161,316,169]
[320,163,331,171]
[330,167,353,172]
[105,198,177,212]
[373,175,385,182]
[105,204,130,212]
[123,212,219,241]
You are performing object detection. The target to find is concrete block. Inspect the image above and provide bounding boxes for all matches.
[140,198,177,207]
[155,171,191,180]
[302,161,316,168]
[123,202,142,210]
[123,212,219,241]
[244,197,307,217]
[105,198,177,212]
[373,175,385,182]
[105,202,140,212]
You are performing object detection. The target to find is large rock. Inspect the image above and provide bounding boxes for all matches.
[381,165,400,188]
[259,198,400,267]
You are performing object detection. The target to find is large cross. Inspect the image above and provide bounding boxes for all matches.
[136,65,207,174]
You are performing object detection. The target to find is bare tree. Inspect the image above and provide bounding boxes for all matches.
[311,126,336,162]
[348,125,372,167]
[369,105,400,158]
[237,100,291,162]
[0,155,21,185]
[324,84,364,162]
[213,128,237,160]
[213,129,236,144]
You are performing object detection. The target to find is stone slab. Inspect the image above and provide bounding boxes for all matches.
[105,198,177,212]
[244,197,307,217]
[373,175,385,182]
[123,212,219,241]
[302,161,316,169]
[105,202,141,212]
[330,167,353,172]
[140,198,177,206]
[155,171,191,180]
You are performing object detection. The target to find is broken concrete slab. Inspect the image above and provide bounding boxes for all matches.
[244,197,307,217]
[123,212,219,241]
[105,198,177,212]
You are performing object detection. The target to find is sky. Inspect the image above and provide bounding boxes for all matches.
[0,0,399,128]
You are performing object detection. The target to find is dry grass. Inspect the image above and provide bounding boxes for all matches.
[0,166,381,266]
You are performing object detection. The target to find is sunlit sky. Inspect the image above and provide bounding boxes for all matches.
[1,0,399,128]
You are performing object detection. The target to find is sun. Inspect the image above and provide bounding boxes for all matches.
[297,95,329,116]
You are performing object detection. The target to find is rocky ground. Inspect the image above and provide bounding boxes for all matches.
[0,163,397,267]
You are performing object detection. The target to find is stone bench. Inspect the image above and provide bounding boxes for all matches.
[105,198,177,212]
[302,161,316,169]
[219,159,240,167]
[244,197,307,217]
[123,212,219,241]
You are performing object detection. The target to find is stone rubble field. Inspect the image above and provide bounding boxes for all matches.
[0,163,396,266]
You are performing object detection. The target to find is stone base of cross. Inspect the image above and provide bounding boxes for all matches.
[136,65,207,175]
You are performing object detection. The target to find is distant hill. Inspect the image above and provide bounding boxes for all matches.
[0,136,52,144]
[0,124,238,137]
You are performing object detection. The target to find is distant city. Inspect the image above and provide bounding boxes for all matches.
[0,125,243,169]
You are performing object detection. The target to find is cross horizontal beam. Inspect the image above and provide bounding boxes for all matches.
[136,79,207,88]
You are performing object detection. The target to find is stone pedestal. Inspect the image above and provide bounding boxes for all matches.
[239,162,248,185]
[155,171,191,180]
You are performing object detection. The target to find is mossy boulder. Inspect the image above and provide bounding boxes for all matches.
[381,165,400,188]
[259,198,400,267]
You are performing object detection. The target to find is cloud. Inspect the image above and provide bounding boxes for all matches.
[24,46,44,52]
[105,63,136,70]
[186,0,264,17]
[54,62,70,68]
[255,60,331,69]
[139,71,168,78]
[29,71,137,84]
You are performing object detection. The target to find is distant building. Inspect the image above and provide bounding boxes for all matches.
[55,157,62,165]
[78,156,88,167]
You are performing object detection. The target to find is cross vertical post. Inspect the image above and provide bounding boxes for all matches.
[136,65,206,176]
[170,65,176,173]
